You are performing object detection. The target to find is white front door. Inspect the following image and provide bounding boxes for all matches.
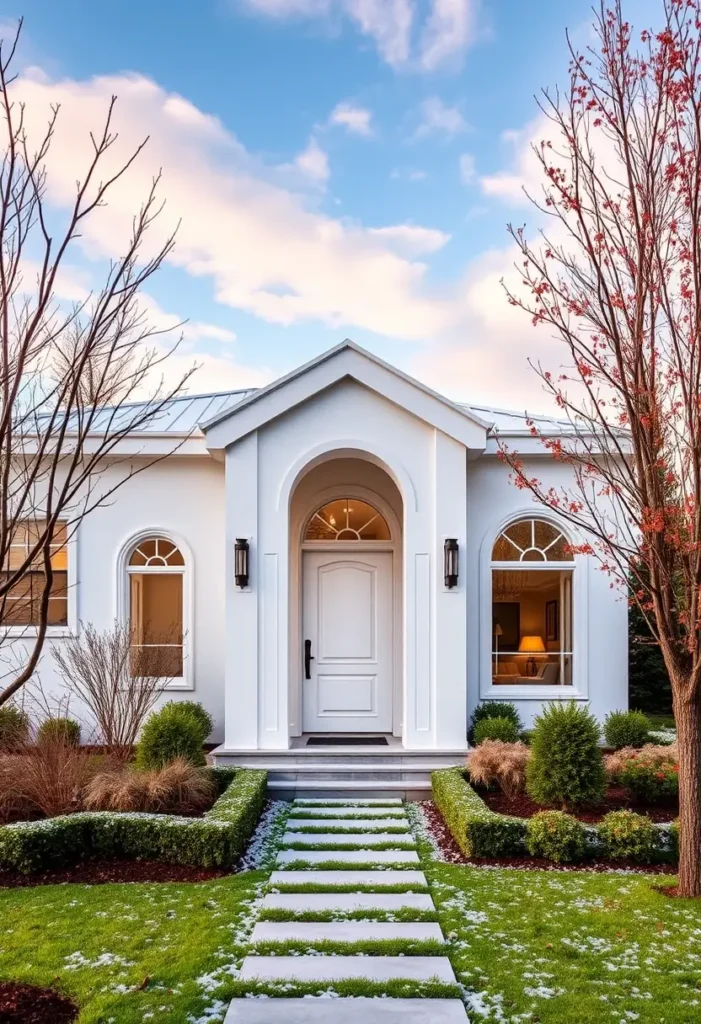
[302,550,393,733]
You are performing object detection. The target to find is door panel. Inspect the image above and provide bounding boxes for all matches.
[303,552,392,733]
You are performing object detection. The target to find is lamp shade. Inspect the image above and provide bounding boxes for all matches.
[518,635,546,653]
[493,623,503,636]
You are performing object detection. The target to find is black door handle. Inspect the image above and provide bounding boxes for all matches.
[304,639,314,679]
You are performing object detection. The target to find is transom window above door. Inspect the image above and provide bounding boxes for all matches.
[305,498,391,541]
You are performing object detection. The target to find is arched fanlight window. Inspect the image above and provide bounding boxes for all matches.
[492,518,574,562]
[491,517,574,688]
[127,536,185,678]
[305,498,391,541]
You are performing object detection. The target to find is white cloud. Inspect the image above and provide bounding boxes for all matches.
[329,101,373,136]
[411,243,565,410]
[238,0,477,70]
[368,224,450,256]
[13,69,455,341]
[413,97,469,139]
[419,0,477,71]
[137,293,238,345]
[390,167,427,181]
[459,152,476,185]
[295,136,330,183]
[480,116,559,206]
[239,0,414,66]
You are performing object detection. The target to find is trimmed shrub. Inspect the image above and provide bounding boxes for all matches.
[526,810,586,864]
[432,767,527,858]
[526,702,606,809]
[36,717,81,748]
[136,705,206,770]
[619,754,678,803]
[161,701,213,741]
[469,701,522,743]
[473,716,520,745]
[604,710,650,750]
[0,768,266,873]
[467,740,530,797]
[598,810,657,863]
[0,706,29,751]
[432,767,673,865]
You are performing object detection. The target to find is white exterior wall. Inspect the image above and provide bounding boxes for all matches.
[466,455,628,728]
[5,457,227,742]
[2,355,629,746]
[222,378,469,751]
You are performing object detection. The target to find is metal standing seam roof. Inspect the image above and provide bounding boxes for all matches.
[54,389,573,438]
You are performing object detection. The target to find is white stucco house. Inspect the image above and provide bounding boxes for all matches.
[5,341,628,795]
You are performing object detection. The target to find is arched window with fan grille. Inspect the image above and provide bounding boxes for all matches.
[491,518,574,688]
[126,535,186,681]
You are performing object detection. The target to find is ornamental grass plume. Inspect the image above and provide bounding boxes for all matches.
[467,740,531,798]
[85,758,214,814]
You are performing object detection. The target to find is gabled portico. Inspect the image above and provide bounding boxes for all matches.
[203,341,488,757]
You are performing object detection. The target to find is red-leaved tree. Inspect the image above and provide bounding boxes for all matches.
[500,0,701,895]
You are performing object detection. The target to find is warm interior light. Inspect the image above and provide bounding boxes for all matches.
[518,635,546,653]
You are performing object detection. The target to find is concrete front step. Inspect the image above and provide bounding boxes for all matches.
[251,921,445,944]
[272,780,433,798]
[225,998,468,1023]
[294,798,404,805]
[288,806,407,818]
[238,955,457,984]
[286,818,410,831]
[269,869,428,888]
[276,849,421,866]
[281,832,415,847]
[261,892,435,913]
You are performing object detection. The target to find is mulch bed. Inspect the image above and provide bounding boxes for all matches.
[422,802,677,874]
[0,982,77,1024]
[0,859,232,888]
[480,785,677,824]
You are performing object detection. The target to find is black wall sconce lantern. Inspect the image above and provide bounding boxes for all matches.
[444,538,459,588]
[234,538,250,588]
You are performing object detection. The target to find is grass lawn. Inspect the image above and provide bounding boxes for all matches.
[429,861,701,1023]
[0,870,266,1023]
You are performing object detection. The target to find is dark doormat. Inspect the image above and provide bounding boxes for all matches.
[306,736,389,746]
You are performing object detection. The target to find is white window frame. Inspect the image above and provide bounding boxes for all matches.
[479,511,589,701]
[2,520,77,638]
[117,528,194,691]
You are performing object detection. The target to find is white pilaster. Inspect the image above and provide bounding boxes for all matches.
[224,433,259,748]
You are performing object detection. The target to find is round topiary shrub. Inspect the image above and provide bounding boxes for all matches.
[469,701,522,743]
[598,810,657,863]
[161,701,213,741]
[604,710,650,750]
[36,717,81,747]
[526,810,586,863]
[526,702,606,809]
[473,716,520,745]
[136,704,206,770]
[0,705,29,750]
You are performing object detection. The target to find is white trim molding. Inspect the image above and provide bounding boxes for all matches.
[115,527,195,691]
[479,508,590,702]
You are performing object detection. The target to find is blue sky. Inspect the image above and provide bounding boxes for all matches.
[4,0,661,408]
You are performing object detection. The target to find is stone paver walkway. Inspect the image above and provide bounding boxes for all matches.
[225,798,468,1023]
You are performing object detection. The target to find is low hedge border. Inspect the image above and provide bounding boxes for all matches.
[432,767,677,864]
[0,766,267,874]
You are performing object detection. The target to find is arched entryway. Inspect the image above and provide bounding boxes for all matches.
[289,454,403,738]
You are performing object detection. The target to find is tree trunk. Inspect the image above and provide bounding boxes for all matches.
[673,689,701,897]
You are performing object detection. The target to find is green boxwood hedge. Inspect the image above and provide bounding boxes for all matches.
[432,767,676,864]
[0,767,266,874]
